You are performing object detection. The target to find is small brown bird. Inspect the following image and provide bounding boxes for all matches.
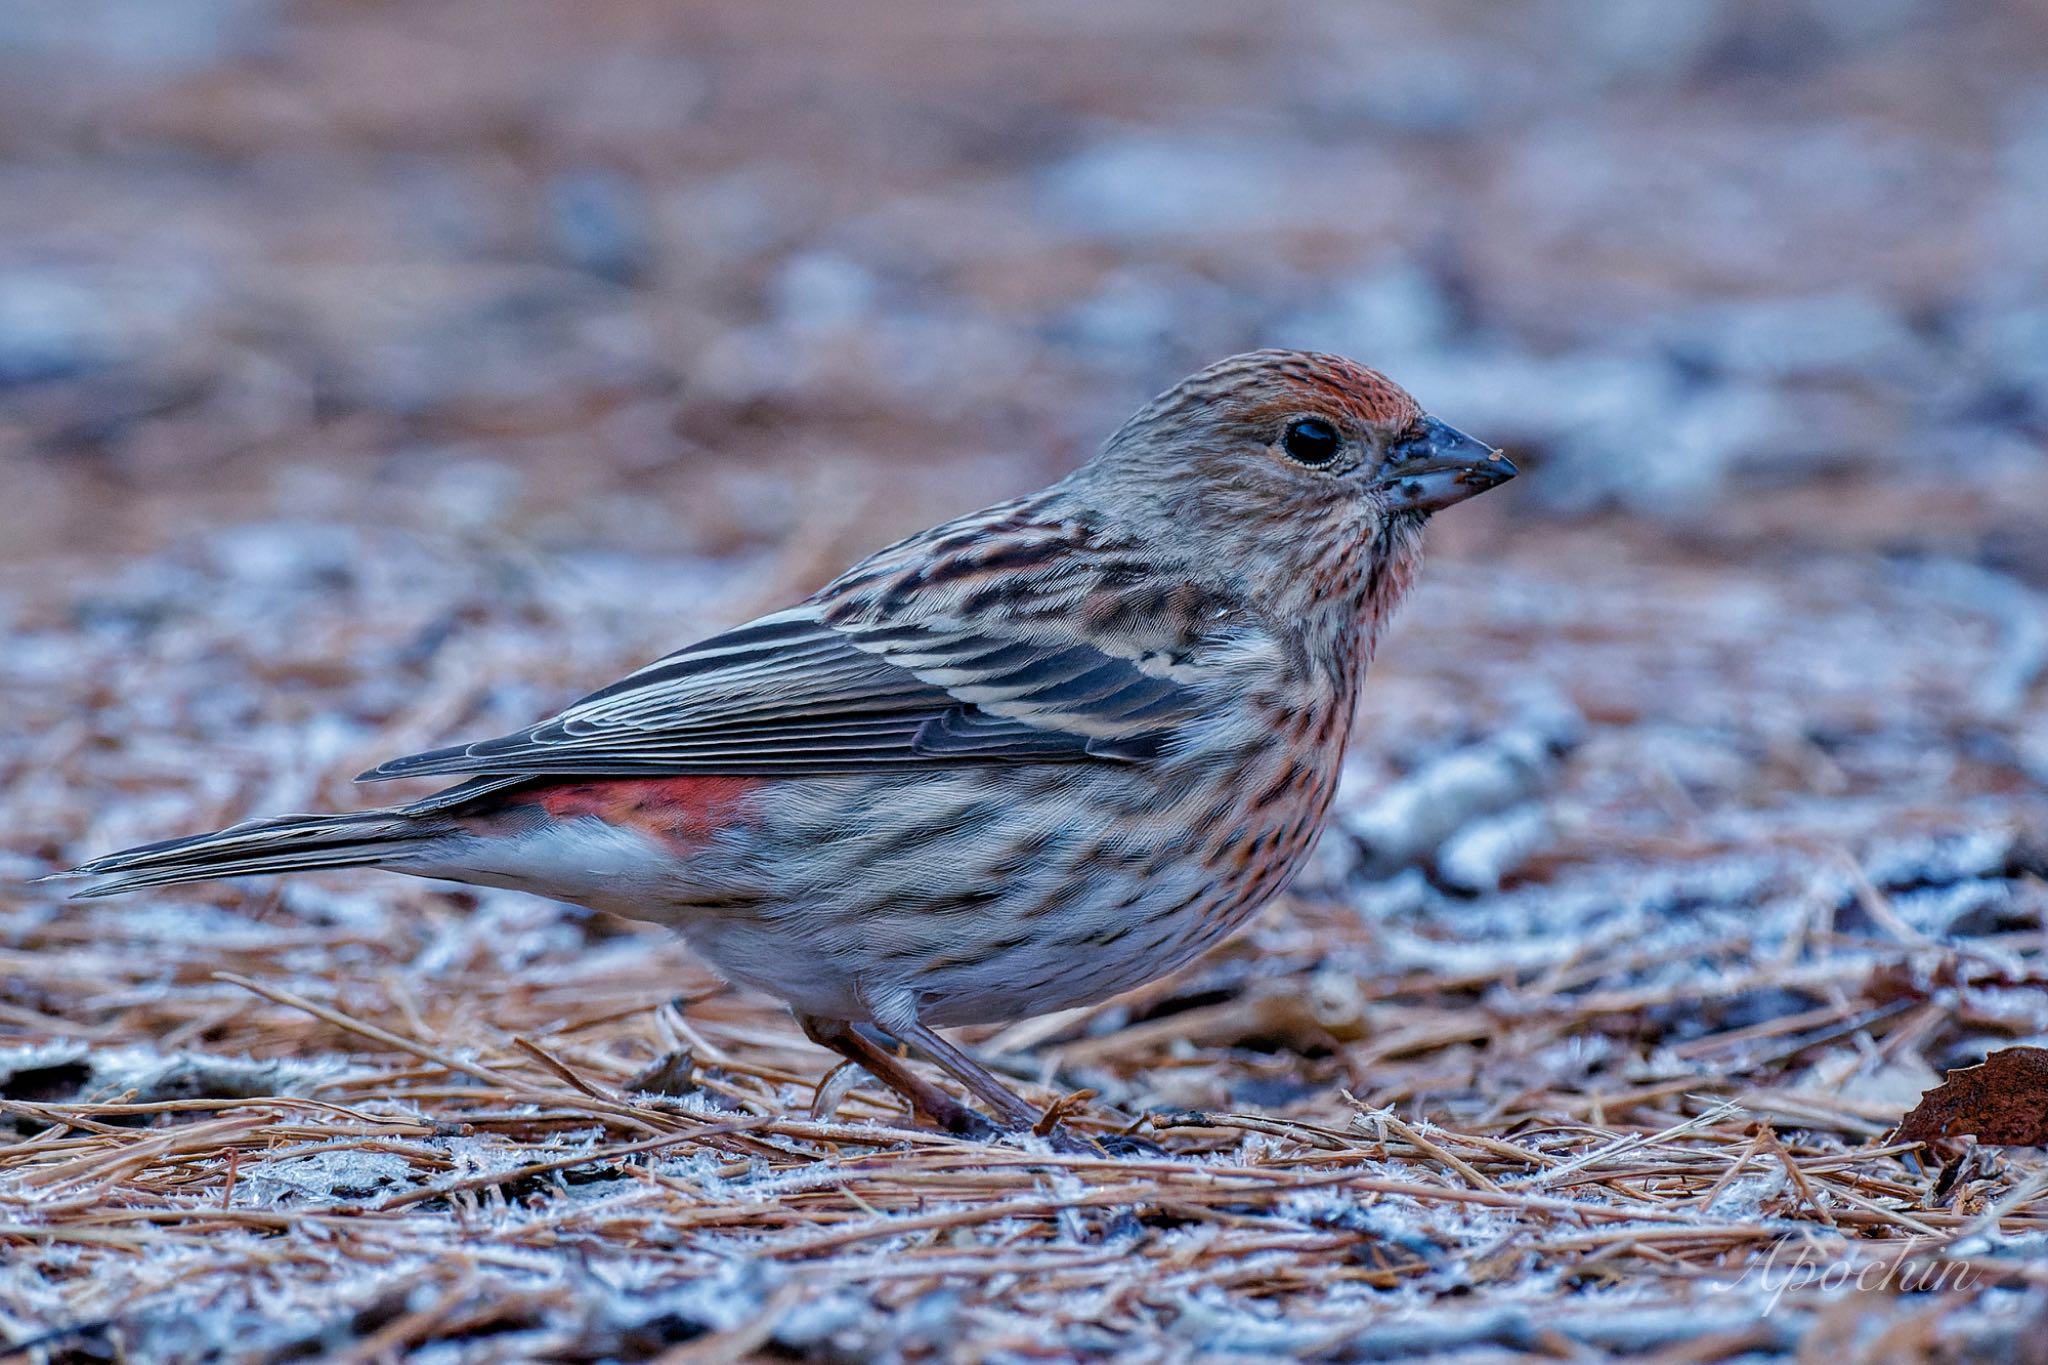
[61,350,1514,1138]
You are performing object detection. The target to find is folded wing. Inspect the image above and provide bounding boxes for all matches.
[358,606,1201,782]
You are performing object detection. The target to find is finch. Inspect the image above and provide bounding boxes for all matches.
[59,350,1515,1137]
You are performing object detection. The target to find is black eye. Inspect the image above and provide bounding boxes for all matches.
[1282,417,1341,466]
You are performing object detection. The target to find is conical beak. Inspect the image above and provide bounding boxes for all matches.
[1374,416,1517,513]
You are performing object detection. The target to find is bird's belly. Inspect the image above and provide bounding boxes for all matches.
[420,793,878,1019]
[427,761,1334,1027]
[727,763,1333,1026]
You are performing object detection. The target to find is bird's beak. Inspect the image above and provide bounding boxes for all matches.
[1374,416,1517,513]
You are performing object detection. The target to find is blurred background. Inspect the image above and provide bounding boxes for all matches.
[2,0,2044,573]
[5,8,2048,1351]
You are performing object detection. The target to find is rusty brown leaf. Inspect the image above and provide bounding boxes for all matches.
[1896,1047,2048,1146]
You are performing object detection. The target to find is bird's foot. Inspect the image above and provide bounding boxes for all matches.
[1093,1129,1171,1159]
[1025,1120,1168,1159]
[923,1096,1005,1142]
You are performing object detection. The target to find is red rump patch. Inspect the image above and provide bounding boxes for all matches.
[532,777,763,852]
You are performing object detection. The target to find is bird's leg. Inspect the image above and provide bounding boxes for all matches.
[796,1014,997,1139]
[890,1019,1157,1156]
[889,1018,1045,1131]
[818,1011,1118,1154]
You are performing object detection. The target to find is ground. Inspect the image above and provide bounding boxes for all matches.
[3,1,2048,1361]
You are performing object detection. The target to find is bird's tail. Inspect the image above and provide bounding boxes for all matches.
[52,807,456,899]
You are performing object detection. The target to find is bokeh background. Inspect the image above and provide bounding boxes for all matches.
[7,3,2048,1360]
[3,0,2044,569]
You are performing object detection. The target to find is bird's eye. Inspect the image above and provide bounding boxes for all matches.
[1282,417,1342,467]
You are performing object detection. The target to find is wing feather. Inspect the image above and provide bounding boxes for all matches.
[358,605,1204,782]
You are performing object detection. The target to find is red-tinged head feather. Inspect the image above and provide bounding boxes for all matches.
[1111,349,1424,442]
[1231,350,1424,430]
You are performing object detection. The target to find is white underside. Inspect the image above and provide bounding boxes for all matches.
[401,809,1256,1029]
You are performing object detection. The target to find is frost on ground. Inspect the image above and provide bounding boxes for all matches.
[4,0,2048,1358]
[2,516,2045,1363]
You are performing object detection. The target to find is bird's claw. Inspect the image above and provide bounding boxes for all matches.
[1025,1122,1168,1159]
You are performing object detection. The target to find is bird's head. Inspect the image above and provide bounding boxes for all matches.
[1090,349,1513,522]
[1076,350,1515,618]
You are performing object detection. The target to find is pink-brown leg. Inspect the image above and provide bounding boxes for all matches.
[797,1014,998,1138]
[890,1018,1044,1130]
[891,1019,1168,1157]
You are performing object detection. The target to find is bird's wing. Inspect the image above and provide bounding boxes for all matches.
[357,605,1204,782]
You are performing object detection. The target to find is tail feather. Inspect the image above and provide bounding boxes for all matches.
[54,809,451,899]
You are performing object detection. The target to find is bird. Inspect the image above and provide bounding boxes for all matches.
[57,349,1516,1140]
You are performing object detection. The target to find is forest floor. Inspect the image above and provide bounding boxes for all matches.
[4,0,2048,1360]
[4,507,2046,1361]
